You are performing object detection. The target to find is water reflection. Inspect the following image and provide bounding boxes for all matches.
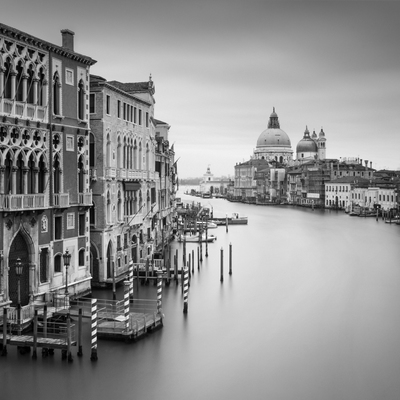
[2,190,400,400]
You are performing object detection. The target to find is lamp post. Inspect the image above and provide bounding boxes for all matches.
[63,249,71,297]
[15,258,23,335]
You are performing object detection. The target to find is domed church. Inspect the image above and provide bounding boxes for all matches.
[296,126,326,163]
[254,108,293,165]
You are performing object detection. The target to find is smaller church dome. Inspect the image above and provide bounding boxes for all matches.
[296,138,318,153]
[319,128,325,138]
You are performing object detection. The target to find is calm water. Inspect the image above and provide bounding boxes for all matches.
[2,189,400,400]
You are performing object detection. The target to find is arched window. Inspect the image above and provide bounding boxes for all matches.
[146,142,150,170]
[106,134,111,166]
[16,60,24,102]
[138,142,142,170]
[38,67,45,106]
[133,139,137,170]
[117,136,123,168]
[78,79,85,120]
[89,133,95,168]
[79,249,85,267]
[53,71,61,115]
[106,191,111,224]
[117,190,122,221]
[53,153,61,194]
[90,201,95,226]
[3,57,12,99]
[54,254,62,273]
[27,64,35,104]
[38,154,46,193]
[78,155,84,193]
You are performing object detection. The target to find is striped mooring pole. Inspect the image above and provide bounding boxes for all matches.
[124,280,130,333]
[157,271,163,315]
[229,242,232,275]
[90,298,98,361]
[220,247,224,282]
[183,267,189,314]
[129,263,134,299]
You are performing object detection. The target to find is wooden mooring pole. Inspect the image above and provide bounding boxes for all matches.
[42,304,48,357]
[220,247,224,282]
[78,308,83,357]
[229,242,232,275]
[2,308,7,356]
[32,310,38,359]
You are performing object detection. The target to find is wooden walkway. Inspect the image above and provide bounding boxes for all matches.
[0,333,76,349]
[97,311,163,341]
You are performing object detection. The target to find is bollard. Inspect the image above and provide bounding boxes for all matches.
[220,247,224,282]
[32,310,38,359]
[229,242,232,275]
[183,267,189,314]
[2,308,7,356]
[124,280,130,334]
[77,308,83,357]
[90,298,98,361]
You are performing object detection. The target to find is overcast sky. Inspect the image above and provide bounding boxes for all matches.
[3,0,400,178]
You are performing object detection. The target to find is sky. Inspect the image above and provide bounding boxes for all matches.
[3,0,400,178]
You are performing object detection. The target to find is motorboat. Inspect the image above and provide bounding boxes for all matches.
[177,233,217,243]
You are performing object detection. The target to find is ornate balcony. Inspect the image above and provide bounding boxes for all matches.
[53,193,69,208]
[105,167,116,179]
[0,193,48,211]
[0,99,47,122]
[79,191,92,206]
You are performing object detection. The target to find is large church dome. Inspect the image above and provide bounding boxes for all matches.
[256,109,291,148]
[254,108,293,164]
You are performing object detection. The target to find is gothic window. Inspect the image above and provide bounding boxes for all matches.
[106,191,111,224]
[78,79,85,120]
[106,134,111,166]
[27,64,35,104]
[3,57,12,99]
[16,60,23,102]
[117,135,123,168]
[117,190,122,221]
[89,202,95,226]
[146,142,150,170]
[53,153,61,194]
[38,67,45,107]
[78,155,84,193]
[53,71,61,115]
[89,133,95,168]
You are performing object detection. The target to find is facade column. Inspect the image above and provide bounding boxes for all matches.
[22,74,28,103]
[22,166,29,194]
[32,78,38,106]
[32,167,39,193]
[11,166,18,194]
[0,67,4,99]
[0,166,5,194]
[10,73,16,101]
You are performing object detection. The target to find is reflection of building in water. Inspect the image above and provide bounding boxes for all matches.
[199,165,231,196]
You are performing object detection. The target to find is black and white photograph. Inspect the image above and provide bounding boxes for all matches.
[0,1,399,399]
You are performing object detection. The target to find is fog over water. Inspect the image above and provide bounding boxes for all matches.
[2,188,400,400]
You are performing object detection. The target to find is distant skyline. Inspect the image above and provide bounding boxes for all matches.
[3,0,400,178]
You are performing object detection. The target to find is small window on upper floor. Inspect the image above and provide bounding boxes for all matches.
[89,93,95,114]
[106,95,111,115]
[117,100,121,118]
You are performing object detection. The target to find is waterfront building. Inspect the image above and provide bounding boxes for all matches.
[199,165,231,196]
[89,75,158,286]
[325,177,369,210]
[0,24,96,314]
[153,118,176,256]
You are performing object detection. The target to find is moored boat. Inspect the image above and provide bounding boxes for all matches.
[177,233,217,243]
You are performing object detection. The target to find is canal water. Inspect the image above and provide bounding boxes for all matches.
[2,188,400,400]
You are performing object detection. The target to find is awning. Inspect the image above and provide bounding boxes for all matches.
[124,182,141,191]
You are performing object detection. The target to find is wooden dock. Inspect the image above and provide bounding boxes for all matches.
[0,333,76,350]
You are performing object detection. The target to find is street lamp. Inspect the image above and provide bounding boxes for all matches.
[63,249,71,296]
[15,258,23,335]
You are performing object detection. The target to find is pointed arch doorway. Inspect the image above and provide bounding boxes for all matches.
[8,232,30,306]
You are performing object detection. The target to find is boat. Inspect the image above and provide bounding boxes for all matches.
[177,233,217,243]
[210,213,248,225]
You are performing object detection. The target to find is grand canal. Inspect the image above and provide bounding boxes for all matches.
[2,188,400,400]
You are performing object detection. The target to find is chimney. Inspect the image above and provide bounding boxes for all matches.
[370,161,372,169]
[61,29,75,52]
[364,160,368,171]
